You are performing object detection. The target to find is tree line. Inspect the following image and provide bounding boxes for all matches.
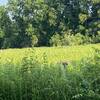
[0,0,100,48]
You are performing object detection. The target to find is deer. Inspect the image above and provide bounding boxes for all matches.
[57,60,70,68]
[56,60,70,78]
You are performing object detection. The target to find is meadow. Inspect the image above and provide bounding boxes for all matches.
[0,0,100,99]
[0,44,100,64]
[0,44,100,100]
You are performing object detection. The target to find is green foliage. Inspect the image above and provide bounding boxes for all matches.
[92,31,100,43]
[82,35,93,44]
[0,0,100,48]
[0,48,100,100]
[31,35,38,47]
[26,24,38,46]
[79,13,88,24]
[0,28,5,38]
[50,32,95,46]
[50,33,62,46]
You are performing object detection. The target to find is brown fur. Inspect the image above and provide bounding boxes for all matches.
[57,61,70,68]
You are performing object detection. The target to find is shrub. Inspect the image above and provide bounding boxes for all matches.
[83,35,93,44]
[92,31,100,43]
[70,33,84,45]
[50,32,93,46]
[61,33,72,46]
[50,33,62,46]
[31,35,38,47]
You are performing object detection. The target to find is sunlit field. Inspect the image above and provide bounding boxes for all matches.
[0,44,100,64]
[0,0,100,99]
[0,44,100,100]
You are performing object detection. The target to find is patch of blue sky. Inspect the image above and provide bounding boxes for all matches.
[0,0,8,5]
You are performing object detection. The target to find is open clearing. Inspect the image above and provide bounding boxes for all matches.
[0,44,100,64]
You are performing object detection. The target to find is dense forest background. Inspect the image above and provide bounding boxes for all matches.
[0,0,100,48]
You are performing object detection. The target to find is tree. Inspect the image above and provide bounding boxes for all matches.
[0,6,13,48]
[83,1,100,35]
[0,0,99,48]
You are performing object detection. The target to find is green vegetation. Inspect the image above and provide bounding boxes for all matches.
[0,44,100,64]
[0,0,100,99]
[0,47,100,100]
[0,0,100,48]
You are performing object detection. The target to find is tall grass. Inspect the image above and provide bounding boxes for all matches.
[0,44,100,64]
[0,48,100,100]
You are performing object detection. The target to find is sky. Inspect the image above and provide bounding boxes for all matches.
[0,0,8,5]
